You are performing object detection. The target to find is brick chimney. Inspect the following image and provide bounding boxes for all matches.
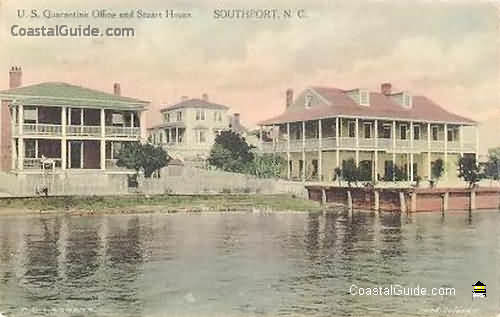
[202,93,209,101]
[113,83,121,96]
[286,89,293,108]
[233,113,240,125]
[381,83,392,96]
[9,66,22,89]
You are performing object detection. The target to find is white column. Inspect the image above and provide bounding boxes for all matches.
[335,117,340,168]
[35,139,39,159]
[17,105,24,171]
[427,123,431,179]
[318,119,322,181]
[302,121,306,181]
[272,124,276,152]
[392,120,396,181]
[287,123,290,180]
[61,107,67,170]
[355,118,359,167]
[80,142,84,169]
[139,111,147,143]
[68,142,72,169]
[11,106,17,170]
[410,121,414,182]
[444,123,448,179]
[176,127,179,144]
[130,112,134,128]
[100,109,106,170]
[259,126,263,150]
[374,120,378,182]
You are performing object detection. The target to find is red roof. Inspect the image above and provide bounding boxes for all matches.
[259,86,475,125]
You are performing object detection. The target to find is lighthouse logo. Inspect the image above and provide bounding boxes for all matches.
[472,281,486,299]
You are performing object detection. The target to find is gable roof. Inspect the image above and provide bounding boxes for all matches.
[160,98,229,112]
[259,86,476,125]
[0,82,149,110]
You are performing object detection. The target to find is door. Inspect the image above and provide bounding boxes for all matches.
[69,141,82,168]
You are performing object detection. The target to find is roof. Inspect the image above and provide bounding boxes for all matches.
[230,117,249,134]
[160,98,229,112]
[0,82,149,110]
[259,86,476,125]
[148,121,186,130]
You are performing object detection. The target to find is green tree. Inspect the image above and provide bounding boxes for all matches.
[484,147,500,181]
[249,153,285,178]
[342,158,359,187]
[116,142,169,178]
[431,158,444,185]
[208,130,255,173]
[457,155,483,188]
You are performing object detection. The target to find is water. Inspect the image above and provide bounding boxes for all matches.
[0,210,498,317]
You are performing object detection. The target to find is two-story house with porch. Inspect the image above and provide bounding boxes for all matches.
[0,67,148,194]
[258,83,478,184]
[148,94,248,162]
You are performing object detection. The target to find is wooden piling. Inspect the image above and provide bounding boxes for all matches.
[374,190,380,213]
[347,190,353,215]
[399,191,406,213]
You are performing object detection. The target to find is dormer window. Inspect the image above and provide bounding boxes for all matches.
[403,92,412,108]
[305,94,313,109]
[360,90,370,106]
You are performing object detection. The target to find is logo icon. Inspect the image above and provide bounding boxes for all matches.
[472,281,486,299]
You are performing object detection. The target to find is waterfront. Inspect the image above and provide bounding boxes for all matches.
[0,210,498,317]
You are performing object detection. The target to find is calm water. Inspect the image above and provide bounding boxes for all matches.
[0,210,498,317]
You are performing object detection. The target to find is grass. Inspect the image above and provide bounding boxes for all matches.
[0,194,323,214]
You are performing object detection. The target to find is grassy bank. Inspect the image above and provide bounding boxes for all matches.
[0,194,323,215]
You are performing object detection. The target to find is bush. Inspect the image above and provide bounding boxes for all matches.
[458,155,483,188]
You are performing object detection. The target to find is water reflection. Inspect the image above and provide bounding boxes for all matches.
[0,210,498,317]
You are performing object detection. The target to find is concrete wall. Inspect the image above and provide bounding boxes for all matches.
[139,166,308,198]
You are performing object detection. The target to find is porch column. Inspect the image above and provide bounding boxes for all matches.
[355,118,359,167]
[287,122,290,180]
[272,124,276,152]
[17,105,24,171]
[130,112,134,128]
[100,108,106,170]
[392,120,396,181]
[80,142,84,169]
[259,126,263,150]
[61,106,67,170]
[302,121,306,182]
[335,117,340,169]
[176,127,179,144]
[139,111,147,143]
[11,106,17,170]
[318,119,322,181]
[427,123,431,179]
[374,120,378,182]
[410,121,414,182]
[444,123,448,180]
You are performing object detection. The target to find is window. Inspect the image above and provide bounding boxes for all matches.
[305,94,313,109]
[24,107,37,124]
[159,132,163,144]
[348,121,356,138]
[214,111,222,122]
[447,129,454,142]
[364,123,372,138]
[382,124,392,139]
[196,110,206,121]
[404,93,412,108]
[164,113,170,122]
[197,130,206,143]
[360,91,370,106]
[432,126,439,141]
[176,111,183,121]
[400,124,407,140]
[413,125,420,140]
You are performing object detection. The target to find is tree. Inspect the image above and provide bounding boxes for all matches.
[208,130,255,173]
[342,158,359,187]
[431,158,444,186]
[249,153,285,178]
[484,147,500,181]
[333,167,342,186]
[457,155,483,188]
[116,142,169,178]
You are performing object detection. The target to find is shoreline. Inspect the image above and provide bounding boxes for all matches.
[0,194,327,217]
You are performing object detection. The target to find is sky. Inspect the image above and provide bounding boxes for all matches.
[0,0,499,153]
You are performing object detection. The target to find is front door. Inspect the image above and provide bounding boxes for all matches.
[69,141,82,168]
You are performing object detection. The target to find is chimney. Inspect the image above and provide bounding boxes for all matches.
[181,95,189,101]
[202,93,209,101]
[233,113,240,125]
[9,66,22,89]
[113,83,121,96]
[286,89,293,108]
[381,83,392,96]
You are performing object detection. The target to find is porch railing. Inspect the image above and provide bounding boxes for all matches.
[23,158,62,169]
[22,124,62,136]
[105,127,140,138]
[66,125,101,137]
